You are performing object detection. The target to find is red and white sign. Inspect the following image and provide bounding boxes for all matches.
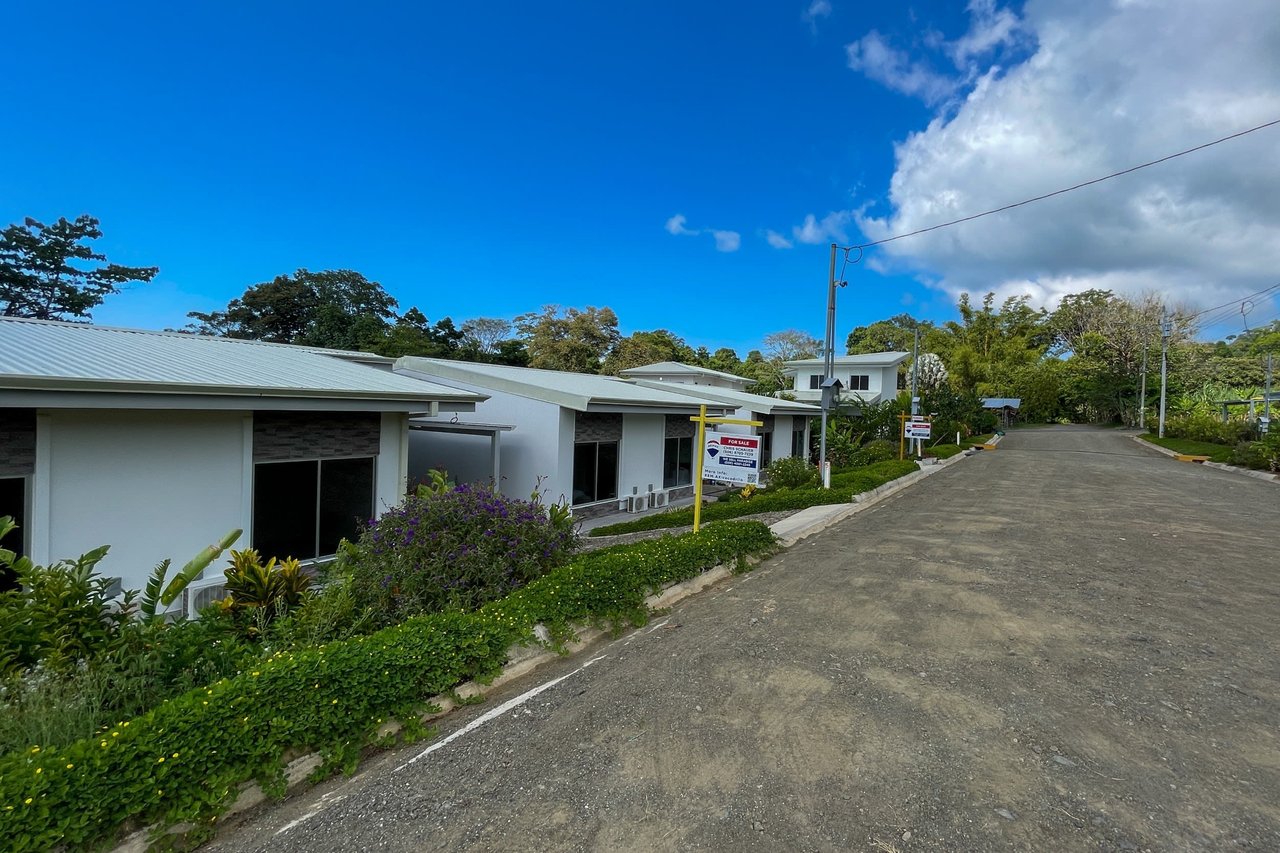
[703,433,761,485]
[904,419,932,440]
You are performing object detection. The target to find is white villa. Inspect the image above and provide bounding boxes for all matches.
[619,362,821,465]
[0,318,483,609]
[783,352,910,407]
[394,358,735,517]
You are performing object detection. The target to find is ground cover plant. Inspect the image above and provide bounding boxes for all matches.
[0,520,774,851]
[589,459,918,537]
[1139,434,1235,463]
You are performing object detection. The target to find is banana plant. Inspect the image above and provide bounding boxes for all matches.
[139,528,242,618]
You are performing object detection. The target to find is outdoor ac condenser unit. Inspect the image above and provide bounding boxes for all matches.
[627,494,647,513]
[649,490,669,508]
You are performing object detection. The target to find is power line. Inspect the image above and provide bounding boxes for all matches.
[1190,282,1280,327]
[847,118,1280,251]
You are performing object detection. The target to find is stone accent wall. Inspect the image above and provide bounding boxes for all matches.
[253,412,381,463]
[0,409,36,477]
[665,414,695,438]
[758,415,775,434]
[574,413,623,443]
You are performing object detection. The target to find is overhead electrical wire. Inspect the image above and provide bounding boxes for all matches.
[845,118,1280,251]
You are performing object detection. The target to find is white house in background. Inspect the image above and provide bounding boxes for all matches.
[620,362,821,465]
[617,361,755,391]
[784,352,910,408]
[0,318,483,609]
[393,358,734,518]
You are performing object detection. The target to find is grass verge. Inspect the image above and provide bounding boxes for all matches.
[1138,434,1234,463]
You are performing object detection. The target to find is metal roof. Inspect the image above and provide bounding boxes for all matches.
[629,379,820,416]
[784,352,911,367]
[395,358,735,413]
[0,317,483,407]
[619,361,755,386]
[982,398,1022,408]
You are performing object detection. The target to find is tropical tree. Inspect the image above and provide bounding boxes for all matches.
[600,329,697,375]
[0,215,158,321]
[513,305,621,373]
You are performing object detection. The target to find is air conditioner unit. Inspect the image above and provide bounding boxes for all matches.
[626,494,647,513]
[186,583,229,619]
[649,490,669,508]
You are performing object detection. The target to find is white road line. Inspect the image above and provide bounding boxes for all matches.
[392,654,608,773]
[275,791,347,836]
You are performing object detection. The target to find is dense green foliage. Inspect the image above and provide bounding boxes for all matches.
[0,215,157,321]
[762,456,819,489]
[343,483,578,624]
[0,522,775,851]
[589,460,918,536]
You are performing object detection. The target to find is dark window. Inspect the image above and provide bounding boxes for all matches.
[791,427,807,459]
[254,457,374,560]
[0,477,24,591]
[663,436,693,488]
[761,432,773,468]
[808,375,821,390]
[572,441,619,505]
[849,374,870,391]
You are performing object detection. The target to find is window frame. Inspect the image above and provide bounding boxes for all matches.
[848,374,870,391]
[808,374,821,390]
[663,435,694,488]
[572,440,620,506]
[0,476,28,590]
[251,454,376,562]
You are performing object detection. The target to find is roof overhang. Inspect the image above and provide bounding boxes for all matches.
[410,419,515,437]
[0,388,479,414]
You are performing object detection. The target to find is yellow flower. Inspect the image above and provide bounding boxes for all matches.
[112,732,119,737]
[30,747,40,754]
[100,741,107,748]
[35,767,42,774]
[157,757,165,763]
[172,752,179,758]
[24,798,33,805]
[332,699,338,704]
[66,763,74,770]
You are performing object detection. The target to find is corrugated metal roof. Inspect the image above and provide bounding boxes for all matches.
[395,358,735,412]
[619,361,754,385]
[0,317,482,404]
[629,380,820,416]
[982,398,1022,408]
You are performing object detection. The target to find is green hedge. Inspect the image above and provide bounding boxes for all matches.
[590,460,919,537]
[0,521,775,851]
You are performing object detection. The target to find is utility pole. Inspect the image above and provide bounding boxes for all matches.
[1139,341,1148,430]
[910,324,920,456]
[819,243,837,489]
[1158,315,1172,438]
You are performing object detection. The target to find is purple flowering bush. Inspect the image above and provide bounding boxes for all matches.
[345,483,578,624]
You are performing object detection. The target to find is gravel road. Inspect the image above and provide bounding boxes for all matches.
[208,425,1280,852]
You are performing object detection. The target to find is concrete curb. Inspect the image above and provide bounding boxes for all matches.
[1129,434,1279,485]
[113,559,753,852]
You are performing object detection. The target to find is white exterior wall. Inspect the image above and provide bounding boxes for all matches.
[377,412,409,513]
[790,363,902,405]
[34,410,249,595]
[408,384,567,504]
[618,414,665,499]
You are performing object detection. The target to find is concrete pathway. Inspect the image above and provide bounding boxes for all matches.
[209,426,1280,852]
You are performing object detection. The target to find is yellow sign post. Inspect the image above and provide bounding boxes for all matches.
[691,404,765,532]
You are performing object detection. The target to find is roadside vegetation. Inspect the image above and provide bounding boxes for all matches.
[1144,414,1279,471]
[0,480,777,851]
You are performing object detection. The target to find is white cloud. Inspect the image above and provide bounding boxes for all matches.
[851,0,1280,317]
[765,230,794,249]
[792,211,851,245]
[665,214,696,236]
[802,0,832,33]
[665,214,740,252]
[846,30,957,106]
[712,230,742,252]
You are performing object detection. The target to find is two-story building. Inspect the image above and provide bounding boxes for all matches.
[783,352,909,409]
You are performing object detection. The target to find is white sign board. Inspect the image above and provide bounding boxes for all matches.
[904,420,932,440]
[703,433,761,485]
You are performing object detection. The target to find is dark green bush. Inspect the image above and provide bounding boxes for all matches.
[0,521,774,852]
[343,483,579,624]
[1230,434,1280,471]
[590,460,919,536]
[762,456,819,489]
[848,438,896,466]
[1162,414,1256,445]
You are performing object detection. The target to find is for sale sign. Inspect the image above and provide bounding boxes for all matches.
[702,433,761,485]
[904,419,932,440]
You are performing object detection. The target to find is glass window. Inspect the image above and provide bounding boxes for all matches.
[849,374,870,391]
[0,477,24,592]
[254,457,375,560]
[809,375,821,390]
[760,432,773,468]
[791,427,807,459]
[664,436,693,488]
[573,441,620,504]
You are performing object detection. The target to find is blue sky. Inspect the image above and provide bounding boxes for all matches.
[3,1,1277,352]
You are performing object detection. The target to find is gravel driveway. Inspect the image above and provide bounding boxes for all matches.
[208,425,1280,852]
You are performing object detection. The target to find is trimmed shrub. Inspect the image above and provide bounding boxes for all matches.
[1231,434,1280,471]
[762,456,819,489]
[848,439,896,466]
[1161,414,1256,445]
[590,460,919,536]
[0,521,774,852]
[344,483,578,624]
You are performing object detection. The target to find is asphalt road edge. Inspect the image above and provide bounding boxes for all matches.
[1130,433,1279,484]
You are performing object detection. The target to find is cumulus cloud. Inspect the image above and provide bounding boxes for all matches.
[665,214,696,236]
[846,31,957,106]
[850,0,1280,317]
[665,214,740,252]
[802,0,832,33]
[764,230,794,249]
[793,211,851,245]
[712,230,742,252]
